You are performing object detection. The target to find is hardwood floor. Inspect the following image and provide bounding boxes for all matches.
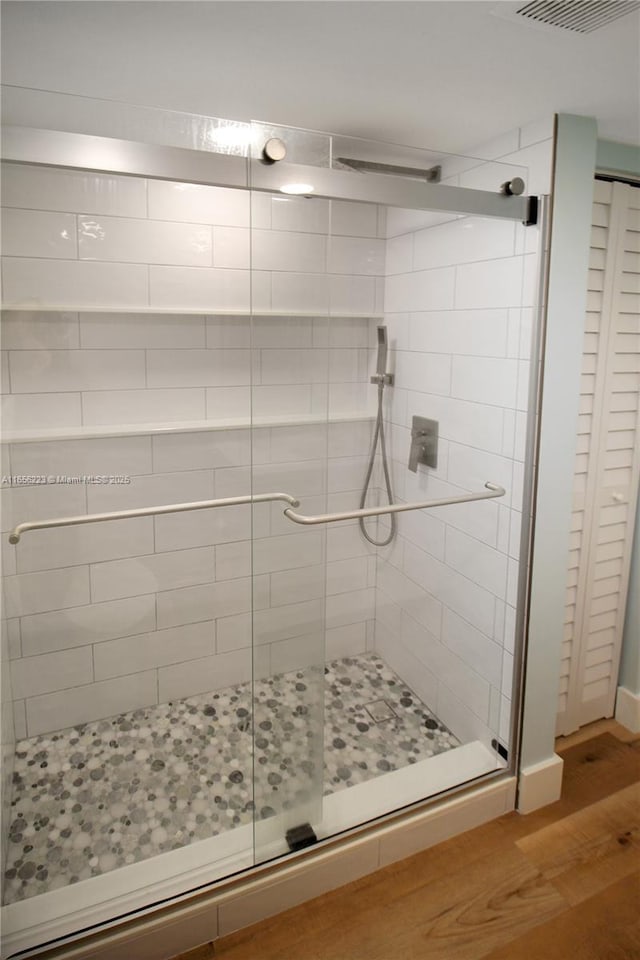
[176,721,640,960]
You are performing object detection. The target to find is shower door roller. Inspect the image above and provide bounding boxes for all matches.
[262,138,287,163]
[500,177,525,196]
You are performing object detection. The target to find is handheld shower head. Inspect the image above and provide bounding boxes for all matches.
[371,325,393,386]
[376,325,388,377]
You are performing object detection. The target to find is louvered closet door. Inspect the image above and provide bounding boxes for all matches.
[558,179,640,736]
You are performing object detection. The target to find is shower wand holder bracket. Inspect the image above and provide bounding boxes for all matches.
[370,373,394,386]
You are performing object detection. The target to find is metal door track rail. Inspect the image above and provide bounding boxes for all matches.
[2,127,538,225]
[7,492,300,544]
[283,482,506,526]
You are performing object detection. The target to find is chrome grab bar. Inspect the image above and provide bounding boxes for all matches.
[7,492,300,544]
[283,482,506,526]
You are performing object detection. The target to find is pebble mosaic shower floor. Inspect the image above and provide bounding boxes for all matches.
[4,653,459,904]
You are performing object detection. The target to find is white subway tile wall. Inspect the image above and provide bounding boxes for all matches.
[1,163,383,732]
[1,169,382,435]
[376,124,553,749]
[1,163,385,316]
[1,124,550,742]
[4,419,378,735]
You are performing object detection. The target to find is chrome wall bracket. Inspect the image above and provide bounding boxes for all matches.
[370,373,394,386]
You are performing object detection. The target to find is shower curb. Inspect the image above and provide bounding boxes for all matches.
[11,775,516,960]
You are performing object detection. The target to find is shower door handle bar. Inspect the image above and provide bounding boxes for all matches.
[283,482,506,526]
[7,492,301,544]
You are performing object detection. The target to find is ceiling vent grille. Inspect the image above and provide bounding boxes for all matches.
[516,0,640,32]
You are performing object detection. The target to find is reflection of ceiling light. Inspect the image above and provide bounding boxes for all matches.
[207,125,256,150]
[280,183,315,195]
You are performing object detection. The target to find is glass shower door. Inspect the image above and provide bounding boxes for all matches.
[1,97,544,959]
[247,122,389,860]
[248,171,330,862]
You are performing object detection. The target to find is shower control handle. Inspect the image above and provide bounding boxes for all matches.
[409,416,438,472]
[408,432,426,473]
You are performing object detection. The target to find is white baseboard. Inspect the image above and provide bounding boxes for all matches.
[615,686,640,734]
[517,753,564,814]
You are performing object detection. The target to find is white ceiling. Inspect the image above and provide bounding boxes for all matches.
[1,1,638,154]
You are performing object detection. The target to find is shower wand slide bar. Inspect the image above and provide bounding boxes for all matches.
[283,482,506,526]
[7,492,301,545]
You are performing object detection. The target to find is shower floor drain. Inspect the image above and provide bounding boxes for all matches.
[364,699,398,723]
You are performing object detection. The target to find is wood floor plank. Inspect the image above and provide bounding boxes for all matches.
[517,782,640,904]
[213,818,536,957]
[212,825,530,957]
[170,730,640,960]
[214,847,566,960]
[175,946,215,960]
[483,871,640,960]
[556,718,639,750]
[558,734,640,806]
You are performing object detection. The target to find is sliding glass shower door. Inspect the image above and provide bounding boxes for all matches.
[248,124,391,860]
[243,123,540,861]
[248,143,331,859]
[1,97,544,957]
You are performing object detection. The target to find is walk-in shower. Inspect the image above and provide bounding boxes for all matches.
[0,92,544,957]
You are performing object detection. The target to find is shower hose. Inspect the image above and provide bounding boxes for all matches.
[359,381,396,547]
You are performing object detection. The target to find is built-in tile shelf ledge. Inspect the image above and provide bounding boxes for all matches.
[1,305,384,320]
[3,412,376,445]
